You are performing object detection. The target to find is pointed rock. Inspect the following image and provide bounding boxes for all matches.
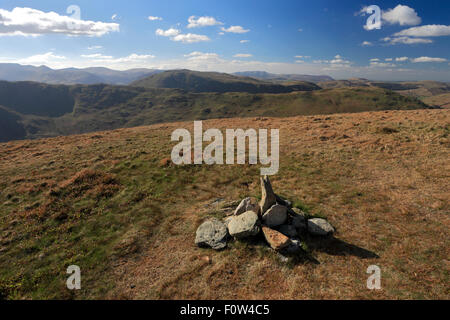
[262,226,291,251]
[259,175,276,215]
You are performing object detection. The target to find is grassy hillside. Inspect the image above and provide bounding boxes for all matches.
[131,69,321,93]
[0,109,448,299]
[0,80,430,141]
[0,81,75,117]
[319,79,450,100]
[0,106,26,142]
[421,93,450,109]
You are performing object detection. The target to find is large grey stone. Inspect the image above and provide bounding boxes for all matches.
[195,219,228,250]
[262,204,287,227]
[227,211,260,239]
[277,224,297,238]
[234,197,260,216]
[259,175,276,215]
[307,218,335,236]
[290,208,307,229]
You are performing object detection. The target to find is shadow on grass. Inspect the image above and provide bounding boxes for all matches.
[279,235,379,267]
[305,236,380,259]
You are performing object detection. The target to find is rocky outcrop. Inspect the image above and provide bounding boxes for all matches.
[195,176,337,253]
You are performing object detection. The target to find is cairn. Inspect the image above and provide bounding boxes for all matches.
[195,175,335,252]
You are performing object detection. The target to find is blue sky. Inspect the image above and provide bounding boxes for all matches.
[0,0,449,80]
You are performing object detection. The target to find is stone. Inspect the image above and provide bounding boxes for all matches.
[259,175,276,214]
[290,208,307,229]
[307,218,335,236]
[262,204,287,227]
[234,197,260,216]
[262,226,291,251]
[195,219,228,250]
[277,224,297,238]
[227,211,260,239]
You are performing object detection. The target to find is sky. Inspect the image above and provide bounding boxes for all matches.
[0,0,449,80]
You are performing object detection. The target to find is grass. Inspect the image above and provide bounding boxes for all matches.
[0,109,448,299]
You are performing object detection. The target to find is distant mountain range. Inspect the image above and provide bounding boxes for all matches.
[0,64,334,85]
[0,63,162,85]
[233,71,334,82]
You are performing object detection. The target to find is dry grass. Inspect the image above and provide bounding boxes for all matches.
[0,109,449,299]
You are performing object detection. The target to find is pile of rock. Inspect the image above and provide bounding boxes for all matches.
[195,175,335,252]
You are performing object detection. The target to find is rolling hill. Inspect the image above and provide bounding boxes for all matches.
[130,69,321,93]
[234,71,334,82]
[0,79,430,142]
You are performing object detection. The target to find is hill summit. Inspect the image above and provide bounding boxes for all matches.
[130,69,321,93]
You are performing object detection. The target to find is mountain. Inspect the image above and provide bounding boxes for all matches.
[0,63,162,85]
[233,71,334,82]
[0,80,430,142]
[131,69,321,93]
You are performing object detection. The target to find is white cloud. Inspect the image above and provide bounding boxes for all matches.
[295,55,310,59]
[156,28,180,37]
[87,45,103,50]
[184,51,220,61]
[172,33,210,43]
[81,53,113,59]
[411,57,447,63]
[298,28,303,32]
[382,36,433,45]
[370,61,396,68]
[382,5,421,26]
[395,57,409,62]
[10,52,66,66]
[370,58,380,62]
[233,53,252,58]
[156,28,209,43]
[240,40,250,43]
[385,58,393,61]
[148,16,163,21]
[295,60,304,63]
[0,7,119,37]
[187,16,222,28]
[221,26,250,34]
[361,41,373,46]
[111,14,117,20]
[394,25,450,37]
